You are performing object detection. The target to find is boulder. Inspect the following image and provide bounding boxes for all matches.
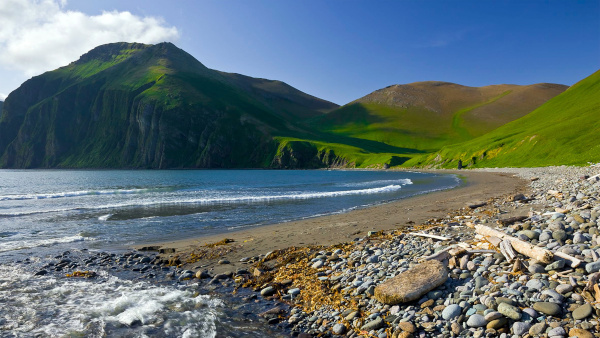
[373,260,448,304]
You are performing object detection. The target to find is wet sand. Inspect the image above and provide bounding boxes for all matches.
[134,170,530,273]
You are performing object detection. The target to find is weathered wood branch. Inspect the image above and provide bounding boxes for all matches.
[408,232,451,241]
[553,251,582,268]
[474,224,554,263]
[499,239,517,262]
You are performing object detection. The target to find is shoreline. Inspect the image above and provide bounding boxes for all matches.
[135,170,530,274]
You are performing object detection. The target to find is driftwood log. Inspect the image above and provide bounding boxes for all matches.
[497,216,528,226]
[408,232,451,241]
[475,225,554,264]
[554,251,582,268]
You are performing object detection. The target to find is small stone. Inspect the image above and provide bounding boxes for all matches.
[585,260,600,274]
[526,279,545,290]
[548,326,566,337]
[332,323,346,335]
[195,270,211,279]
[345,311,359,321]
[573,232,587,244]
[553,230,567,241]
[569,328,593,338]
[545,260,565,271]
[498,302,522,320]
[420,299,434,308]
[397,322,416,333]
[466,314,487,328]
[361,317,384,331]
[442,304,462,320]
[451,322,461,335]
[484,311,502,321]
[528,263,546,274]
[261,286,276,297]
[288,288,300,296]
[312,261,324,269]
[218,259,230,264]
[486,318,507,330]
[529,322,547,336]
[533,302,561,316]
[556,284,573,294]
[513,322,531,336]
[572,303,593,320]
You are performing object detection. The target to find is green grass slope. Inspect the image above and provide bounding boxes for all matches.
[314,82,566,153]
[408,69,600,168]
[0,42,343,168]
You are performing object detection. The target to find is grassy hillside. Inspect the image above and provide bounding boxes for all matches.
[0,42,413,169]
[408,69,600,168]
[313,82,566,153]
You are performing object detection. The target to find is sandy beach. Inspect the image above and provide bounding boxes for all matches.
[136,170,530,273]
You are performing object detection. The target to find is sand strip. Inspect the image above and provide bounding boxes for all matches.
[134,170,529,273]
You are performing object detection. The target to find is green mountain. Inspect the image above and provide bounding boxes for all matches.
[409,69,600,168]
[0,101,3,115]
[312,81,567,152]
[0,41,575,169]
[0,42,343,168]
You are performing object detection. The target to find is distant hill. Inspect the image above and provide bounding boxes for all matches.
[0,42,341,168]
[0,101,3,115]
[409,69,600,168]
[312,81,567,152]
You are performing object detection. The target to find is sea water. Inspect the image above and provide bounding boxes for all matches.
[0,170,459,336]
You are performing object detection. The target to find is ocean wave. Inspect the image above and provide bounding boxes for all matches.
[0,188,169,201]
[0,184,404,217]
[0,265,222,337]
[337,178,413,188]
[0,235,90,252]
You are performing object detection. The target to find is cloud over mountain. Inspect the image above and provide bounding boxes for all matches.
[0,0,179,77]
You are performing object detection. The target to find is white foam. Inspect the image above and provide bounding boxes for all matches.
[337,178,413,188]
[0,188,162,201]
[0,235,89,252]
[98,214,112,221]
[0,265,222,337]
[0,184,405,217]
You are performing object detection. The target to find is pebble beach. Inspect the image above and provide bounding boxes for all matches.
[149,165,600,337]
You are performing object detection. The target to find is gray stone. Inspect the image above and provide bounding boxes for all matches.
[498,302,521,320]
[545,259,565,271]
[484,311,503,321]
[585,260,600,273]
[466,314,487,328]
[572,303,593,320]
[529,322,547,336]
[519,230,539,240]
[312,260,324,269]
[532,302,561,316]
[512,322,531,336]
[553,230,567,241]
[332,323,346,335]
[261,286,276,297]
[555,284,573,294]
[361,317,384,331]
[526,279,544,290]
[542,289,564,302]
[528,263,546,274]
[288,288,300,296]
[442,304,462,320]
[573,232,587,244]
[548,326,566,337]
[539,231,552,241]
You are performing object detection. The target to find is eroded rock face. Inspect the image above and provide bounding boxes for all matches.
[373,259,448,304]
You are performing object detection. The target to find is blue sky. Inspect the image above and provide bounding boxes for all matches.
[0,1,598,105]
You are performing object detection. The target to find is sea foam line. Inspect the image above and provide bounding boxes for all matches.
[0,235,90,253]
[0,188,169,201]
[0,184,404,217]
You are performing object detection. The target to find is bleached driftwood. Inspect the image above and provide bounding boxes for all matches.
[553,251,582,268]
[486,236,502,248]
[408,232,451,241]
[474,224,554,264]
[585,272,600,292]
[499,239,517,262]
[419,247,453,262]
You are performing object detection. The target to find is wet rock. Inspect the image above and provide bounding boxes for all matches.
[569,328,593,338]
[261,286,276,297]
[373,260,448,304]
[361,317,383,331]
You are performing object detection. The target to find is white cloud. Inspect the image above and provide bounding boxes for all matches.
[0,93,7,101]
[0,0,179,77]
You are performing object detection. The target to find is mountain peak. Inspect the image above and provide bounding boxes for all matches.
[74,42,151,65]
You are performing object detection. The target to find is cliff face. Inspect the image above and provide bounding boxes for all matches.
[0,42,337,168]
